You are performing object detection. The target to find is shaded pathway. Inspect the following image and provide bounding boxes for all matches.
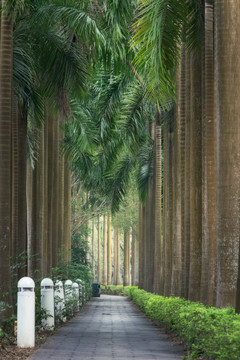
[29,295,184,360]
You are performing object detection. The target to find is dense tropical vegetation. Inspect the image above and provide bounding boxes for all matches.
[1,0,240,349]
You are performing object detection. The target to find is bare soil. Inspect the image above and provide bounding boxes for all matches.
[0,331,52,360]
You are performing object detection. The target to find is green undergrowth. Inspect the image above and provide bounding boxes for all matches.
[128,287,240,360]
[100,285,134,296]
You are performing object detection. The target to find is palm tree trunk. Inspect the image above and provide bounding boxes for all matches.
[131,227,139,286]
[64,164,71,263]
[43,120,49,273]
[47,110,54,270]
[116,227,121,285]
[201,0,217,306]
[11,96,19,273]
[163,120,173,297]
[153,111,162,294]
[124,229,130,286]
[103,214,107,285]
[17,107,27,278]
[183,49,191,299]
[52,116,59,267]
[188,51,203,302]
[171,64,182,296]
[30,128,45,278]
[92,218,95,281]
[98,215,101,283]
[138,203,144,289]
[107,215,112,284]
[58,127,65,262]
[179,44,186,299]
[215,1,240,308]
[0,0,13,313]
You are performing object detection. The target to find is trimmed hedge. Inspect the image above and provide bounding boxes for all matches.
[128,287,240,360]
[100,285,134,296]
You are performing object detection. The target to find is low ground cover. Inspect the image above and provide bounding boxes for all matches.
[100,285,133,296]
[128,287,240,360]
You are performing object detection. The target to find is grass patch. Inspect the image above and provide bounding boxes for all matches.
[128,287,240,360]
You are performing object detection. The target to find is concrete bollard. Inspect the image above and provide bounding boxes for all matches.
[54,280,66,322]
[17,277,35,348]
[82,281,86,304]
[72,282,79,312]
[76,279,83,307]
[65,280,73,316]
[41,278,54,329]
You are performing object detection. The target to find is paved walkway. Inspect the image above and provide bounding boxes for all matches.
[29,295,184,360]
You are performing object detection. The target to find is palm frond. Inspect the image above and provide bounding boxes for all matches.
[34,1,105,49]
[105,154,134,213]
[132,0,186,106]
[136,141,154,202]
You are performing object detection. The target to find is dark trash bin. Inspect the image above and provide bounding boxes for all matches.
[92,283,101,297]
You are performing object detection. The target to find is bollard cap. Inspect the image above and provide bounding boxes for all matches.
[41,278,54,287]
[73,282,79,289]
[65,280,73,286]
[18,277,35,289]
[55,280,63,287]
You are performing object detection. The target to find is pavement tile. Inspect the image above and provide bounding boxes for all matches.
[28,295,184,360]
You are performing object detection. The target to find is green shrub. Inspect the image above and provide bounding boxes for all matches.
[128,287,240,360]
[101,285,135,296]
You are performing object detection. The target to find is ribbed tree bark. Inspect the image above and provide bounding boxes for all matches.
[30,128,45,278]
[86,218,90,264]
[92,218,95,281]
[103,215,107,285]
[43,120,49,274]
[27,161,33,276]
[58,127,65,262]
[107,215,112,284]
[171,64,182,296]
[0,0,13,314]
[114,226,118,285]
[163,120,173,297]
[188,51,203,302]
[64,164,71,263]
[215,1,240,308]
[11,96,19,273]
[201,0,217,306]
[17,107,27,278]
[47,110,54,270]
[98,215,102,283]
[153,111,162,294]
[124,229,130,286]
[131,227,139,286]
[179,44,186,299]
[116,228,121,285]
[52,116,59,267]
[138,203,145,289]
[183,49,191,300]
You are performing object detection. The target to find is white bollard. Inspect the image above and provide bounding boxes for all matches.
[54,280,66,322]
[76,279,83,307]
[17,277,35,348]
[72,282,79,312]
[64,280,73,316]
[41,278,54,329]
[64,280,73,301]
[82,281,86,304]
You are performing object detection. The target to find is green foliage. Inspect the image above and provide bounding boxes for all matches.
[101,285,134,296]
[128,288,240,360]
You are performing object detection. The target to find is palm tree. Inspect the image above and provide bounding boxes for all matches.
[215,1,240,308]
[107,215,112,284]
[200,0,216,306]
[0,0,13,315]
